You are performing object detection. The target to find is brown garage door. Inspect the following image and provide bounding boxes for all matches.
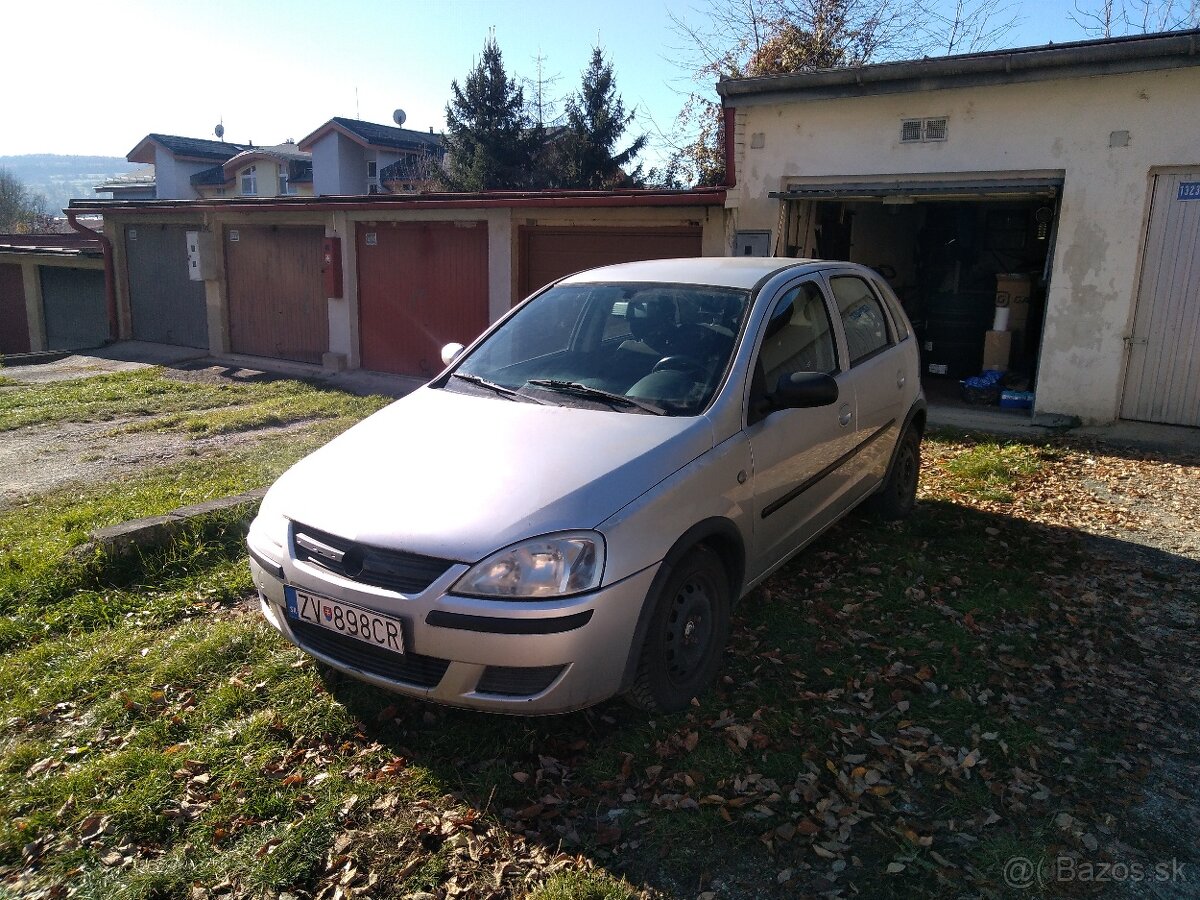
[0,263,30,354]
[225,226,327,364]
[357,221,489,377]
[518,226,703,299]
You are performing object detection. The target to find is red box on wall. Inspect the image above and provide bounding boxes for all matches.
[322,237,343,298]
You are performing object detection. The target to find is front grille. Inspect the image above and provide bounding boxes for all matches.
[292,523,453,594]
[476,665,566,697]
[289,619,450,689]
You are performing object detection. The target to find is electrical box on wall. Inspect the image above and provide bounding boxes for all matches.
[185,231,217,281]
[735,231,771,257]
[322,237,343,298]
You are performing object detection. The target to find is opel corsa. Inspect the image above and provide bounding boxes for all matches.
[248,258,925,714]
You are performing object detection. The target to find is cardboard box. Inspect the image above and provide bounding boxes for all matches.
[995,273,1031,308]
[981,329,1012,372]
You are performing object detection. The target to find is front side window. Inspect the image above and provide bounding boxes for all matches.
[757,280,838,390]
[448,282,751,416]
[240,165,257,196]
[830,275,892,365]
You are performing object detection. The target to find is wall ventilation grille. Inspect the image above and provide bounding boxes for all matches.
[901,117,948,143]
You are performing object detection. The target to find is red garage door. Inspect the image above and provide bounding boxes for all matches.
[225,226,327,364]
[0,263,30,354]
[356,221,489,377]
[518,226,704,299]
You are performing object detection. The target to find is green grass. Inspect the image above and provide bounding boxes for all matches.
[0,367,387,434]
[939,440,1046,502]
[529,869,637,900]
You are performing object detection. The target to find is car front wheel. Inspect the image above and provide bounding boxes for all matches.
[628,545,731,713]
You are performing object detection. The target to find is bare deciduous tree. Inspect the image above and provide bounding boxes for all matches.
[1070,0,1199,36]
[660,0,1022,187]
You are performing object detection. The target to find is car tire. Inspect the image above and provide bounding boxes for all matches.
[627,545,731,713]
[871,426,921,520]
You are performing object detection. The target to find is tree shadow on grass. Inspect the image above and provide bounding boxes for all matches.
[327,498,1200,898]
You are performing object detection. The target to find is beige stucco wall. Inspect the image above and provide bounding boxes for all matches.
[727,65,1200,424]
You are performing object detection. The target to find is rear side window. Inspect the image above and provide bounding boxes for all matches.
[874,279,911,341]
[830,275,892,365]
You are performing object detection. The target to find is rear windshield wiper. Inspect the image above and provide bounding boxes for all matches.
[526,379,667,415]
[452,373,550,404]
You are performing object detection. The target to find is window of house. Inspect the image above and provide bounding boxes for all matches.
[830,276,892,365]
[278,167,290,195]
[240,165,257,196]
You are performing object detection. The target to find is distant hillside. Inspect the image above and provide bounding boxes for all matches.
[0,154,138,211]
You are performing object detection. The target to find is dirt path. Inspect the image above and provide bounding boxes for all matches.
[0,416,316,511]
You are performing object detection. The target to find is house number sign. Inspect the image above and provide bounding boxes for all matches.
[1178,182,1200,201]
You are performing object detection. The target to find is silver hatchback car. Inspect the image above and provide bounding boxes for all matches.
[248,258,924,714]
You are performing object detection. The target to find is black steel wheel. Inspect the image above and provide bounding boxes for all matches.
[628,545,731,712]
[872,426,921,520]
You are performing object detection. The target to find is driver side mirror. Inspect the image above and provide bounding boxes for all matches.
[771,371,839,410]
[440,342,465,366]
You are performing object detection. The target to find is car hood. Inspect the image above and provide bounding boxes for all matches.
[267,386,714,561]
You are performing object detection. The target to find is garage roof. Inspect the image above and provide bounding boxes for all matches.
[718,29,1200,103]
[771,176,1062,202]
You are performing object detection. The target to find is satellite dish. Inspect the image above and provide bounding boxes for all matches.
[214,122,225,140]
[393,109,407,127]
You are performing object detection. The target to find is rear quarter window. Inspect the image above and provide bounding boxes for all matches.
[830,275,893,366]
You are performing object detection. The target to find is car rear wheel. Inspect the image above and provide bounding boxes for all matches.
[871,426,921,520]
[627,545,731,713]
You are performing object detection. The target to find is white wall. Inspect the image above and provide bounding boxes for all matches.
[311,132,367,195]
[728,66,1200,423]
[154,155,218,199]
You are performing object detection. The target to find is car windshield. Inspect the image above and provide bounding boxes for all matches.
[447,281,752,416]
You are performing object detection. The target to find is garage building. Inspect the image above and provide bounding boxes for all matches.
[720,30,1200,427]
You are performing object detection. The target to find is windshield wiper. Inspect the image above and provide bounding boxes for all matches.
[452,373,550,404]
[526,379,667,415]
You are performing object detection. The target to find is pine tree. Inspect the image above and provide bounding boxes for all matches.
[559,47,648,189]
[442,36,541,191]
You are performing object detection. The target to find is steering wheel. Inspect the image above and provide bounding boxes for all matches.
[651,356,708,379]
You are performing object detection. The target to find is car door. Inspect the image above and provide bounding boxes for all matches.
[822,270,909,494]
[745,277,859,577]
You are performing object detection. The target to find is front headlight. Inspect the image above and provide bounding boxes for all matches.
[454,531,605,599]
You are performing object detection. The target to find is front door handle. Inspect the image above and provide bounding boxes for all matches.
[838,404,852,427]
[897,370,907,389]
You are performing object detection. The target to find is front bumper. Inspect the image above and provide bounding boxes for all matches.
[248,529,657,715]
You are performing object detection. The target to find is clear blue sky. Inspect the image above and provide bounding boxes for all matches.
[3,0,1102,165]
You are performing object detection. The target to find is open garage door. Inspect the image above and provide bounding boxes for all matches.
[225,226,327,364]
[356,221,489,377]
[772,178,1062,411]
[518,226,703,299]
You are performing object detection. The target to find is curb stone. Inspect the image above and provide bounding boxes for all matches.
[75,487,268,558]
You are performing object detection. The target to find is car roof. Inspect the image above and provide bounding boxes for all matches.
[558,256,828,290]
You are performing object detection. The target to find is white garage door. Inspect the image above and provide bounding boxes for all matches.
[1121,172,1200,427]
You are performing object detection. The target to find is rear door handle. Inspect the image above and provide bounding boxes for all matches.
[897,370,907,389]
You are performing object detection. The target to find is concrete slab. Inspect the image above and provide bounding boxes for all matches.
[929,401,1199,457]
[1072,421,1200,456]
[1,341,208,384]
[81,488,268,558]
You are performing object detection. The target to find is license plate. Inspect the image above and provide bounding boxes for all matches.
[284,586,405,654]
